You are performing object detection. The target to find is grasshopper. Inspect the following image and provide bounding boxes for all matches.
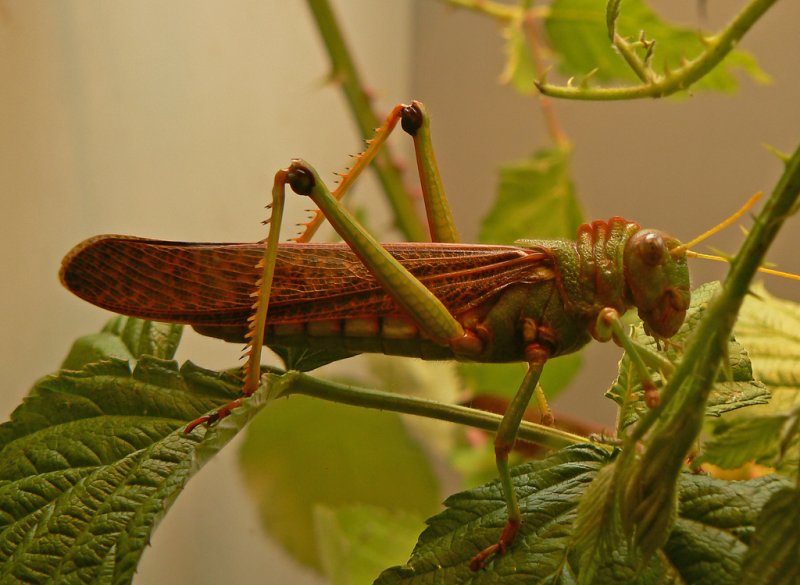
[64,101,771,569]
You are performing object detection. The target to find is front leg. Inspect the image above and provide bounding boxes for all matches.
[595,307,662,407]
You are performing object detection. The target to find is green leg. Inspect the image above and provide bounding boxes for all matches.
[184,170,287,433]
[470,346,549,571]
[284,161,475,347]
[595,307,662,407]
[400,101,460,243]
[296,101,459,244]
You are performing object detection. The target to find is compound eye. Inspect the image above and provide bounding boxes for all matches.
[639,232,666,267]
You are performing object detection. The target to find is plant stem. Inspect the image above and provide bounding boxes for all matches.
[616,141,800,552]
[634,143,800,445]
[305,0,427,241]
[537,0,778,100]
[270,370,589,451]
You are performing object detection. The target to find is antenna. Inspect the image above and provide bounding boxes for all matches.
[675,191,800,281]
[672,191,762,255]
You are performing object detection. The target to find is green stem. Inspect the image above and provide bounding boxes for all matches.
[305,0,427,241]
[537,0,778,100]
[617,141,800,551]
[633,143,800,444]
[270,370,588,451]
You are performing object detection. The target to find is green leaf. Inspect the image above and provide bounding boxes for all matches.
[458,354,582,402]
[696,285,800,474]
[739,487,800,585]
[238,394,441,573]
[571,463,628,585]
[697,414,789,470]
[61,316,183,370]
[606,282,769,429]
[500,19,538,94]
[314,505,424,585]
[662,474,788,585]
[375,444,610,585]
[0,350,249,585]
[543,0,769,93]
[375,443,791,584]
[363,357,460,460]
[736,283,800,411]
[479,147,583,244]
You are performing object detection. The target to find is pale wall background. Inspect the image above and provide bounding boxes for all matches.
[2,1,799,584]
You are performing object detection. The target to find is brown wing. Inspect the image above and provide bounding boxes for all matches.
[60,236,554,326]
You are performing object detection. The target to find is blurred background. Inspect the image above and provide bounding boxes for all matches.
[2,1,799,583]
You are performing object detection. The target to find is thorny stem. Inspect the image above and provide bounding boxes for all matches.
[536,0,778,100]
[613,141,800,550]
[266,370,589,451]
[633,141,800,447]
[305,0,427,241]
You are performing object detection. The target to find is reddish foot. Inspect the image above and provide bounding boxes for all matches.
[184,397,242,434]
[469,518,520,571]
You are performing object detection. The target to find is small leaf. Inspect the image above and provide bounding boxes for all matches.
[697,414,788,470]
[544,0,769,93]
[314,505,424,585]
[739,487,800,585]
[500,19,538,94]
[112,317,183,360]
[459,355,582,402]
[736,283,800,411]
[61,316,183,370]
[479,147,583,244]
[238,394,441,573]
[606,282,769,429]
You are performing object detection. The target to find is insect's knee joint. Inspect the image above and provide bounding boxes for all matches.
[287,161,315,196]
[400,102,424,136]
[593,307,621,342]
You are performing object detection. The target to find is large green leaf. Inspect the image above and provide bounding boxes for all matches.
[376,444,610,585]
[375,444,791,584]
[739,487,800,585]
[543,0,769,93]
[0,318,249,585]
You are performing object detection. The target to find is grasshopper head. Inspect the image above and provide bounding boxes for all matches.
[624,229,690,339]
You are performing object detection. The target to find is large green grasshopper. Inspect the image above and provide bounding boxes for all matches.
[60,102,692,568]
